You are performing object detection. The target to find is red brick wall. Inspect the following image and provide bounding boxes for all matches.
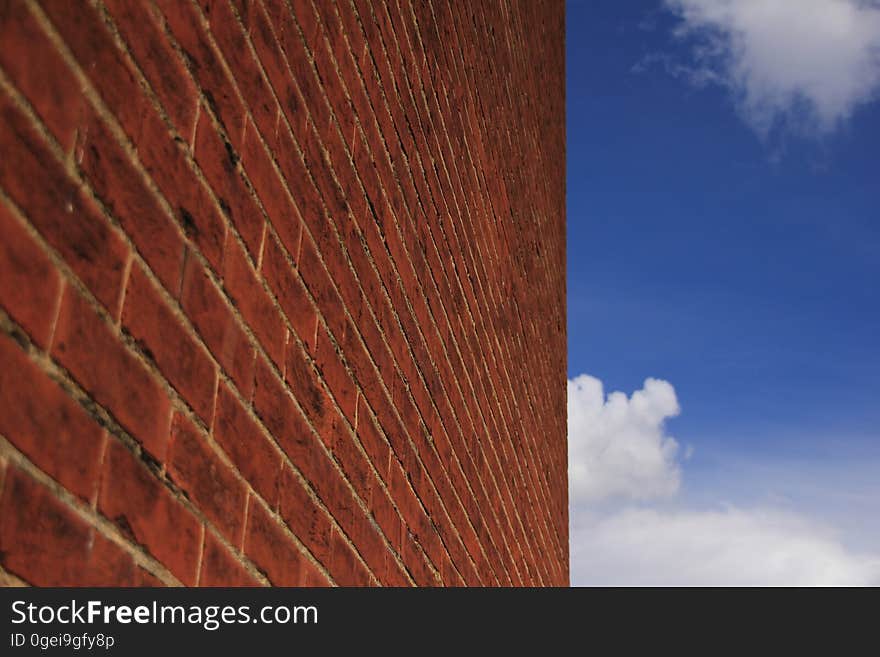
[0,0,566,587]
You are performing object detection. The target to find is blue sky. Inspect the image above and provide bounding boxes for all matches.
[566,0,880,584]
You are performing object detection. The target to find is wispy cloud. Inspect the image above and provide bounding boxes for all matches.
[645,0,880,136]
[568,374,880,586]
[572,506,880,586]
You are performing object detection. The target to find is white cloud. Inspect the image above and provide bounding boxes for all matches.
[568,373,880,586]
[568,374,682,503]
[659,0,880,135]
[571,506,880,586]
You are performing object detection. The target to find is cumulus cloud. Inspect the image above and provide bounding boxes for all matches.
[568,373,880,586]
[568,374,682,503]
[571,506,880,586]
[657,0,880,135]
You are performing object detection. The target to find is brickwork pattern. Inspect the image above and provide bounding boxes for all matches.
[0,0,566,586]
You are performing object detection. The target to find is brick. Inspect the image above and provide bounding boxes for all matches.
[287,452,393,586]
[122,263,217,424]
[327,525,373,587]
[205,0,277,139]
[0,203,62,349]
[0,0,83,151]
[0,333,104,502]
[40,0,152,146]
[221,235,286,369]
[0,467,139,586]
[335,503,404,586]
[102,0,199,139]
[296,234,347,340]
[247,1,306,136]
[136,567,167,587]
[154,0,246,147]
[369,481,403,553]
[199,530,262,586]
[0,0,568,586]
[277,465,333,566]
[179,252,255,399]
[284,334,340,440]
[313,325,357,426]
[194,112,264,259]
[136,109,227,274]
[241,117,300,248]
[400,529,440,587]
[261,234,318,351]
[167,413,246,546]
[78,108,186,299]
[99,440,202,585]
[0,98,128,315]
[356,398,391,482]
[213,382,282,509]
[252,354,312,464]
[273,128,321,229]
[244,500,326,586]
[51,287,172,461]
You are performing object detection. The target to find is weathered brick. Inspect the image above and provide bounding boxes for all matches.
[284,334,340,441]
[246,0,308,137]
[244,500,327,586]
[0,97,128,315]
[136,567,166,587]
[277,465,333,566]
[313,325,357,426]
[0,333,104,502]
[167,413,246,546]
[194,112,264,259]
[122,263,217,424]
[179,252,255,399]
[356,398,391,482]
[327,525,374,587]
[240,117,299,248]
[0,203,62,349]
[205,0,277,140]
[51,287,173,461]
[221,235,285,369]
[77,107,186,296]
[155,0,246,147]
[213,382,282,509]
[40,0,152,146]
[261,234,319,354]
[0,0,83,152]
[252,354,312,464]
[199,529,262,586]
[296,234,347,341]
[102,0,199,139]
[0,0,568,587]
[136,109,227,274]
[0,467,139,586]
[99,440,202,585]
